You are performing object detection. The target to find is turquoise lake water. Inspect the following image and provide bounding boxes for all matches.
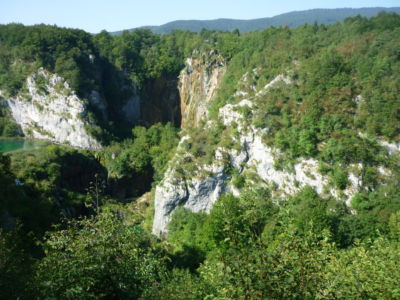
[0,139,49,153]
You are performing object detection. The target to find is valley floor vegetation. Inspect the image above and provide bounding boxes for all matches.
[1,12,400,299]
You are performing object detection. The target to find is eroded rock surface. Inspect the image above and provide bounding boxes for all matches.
[5,69,101,149]
[179,54,226,128]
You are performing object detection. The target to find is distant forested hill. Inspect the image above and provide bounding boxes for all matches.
[112,7,400,34]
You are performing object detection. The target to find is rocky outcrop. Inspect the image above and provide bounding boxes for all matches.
[153,127,362,236]
[179,54,226,128]
[5,69,101,149]
[379,139,400,155]
[152,74,364,236]
[153,147,230,236]
[140,53,226,129]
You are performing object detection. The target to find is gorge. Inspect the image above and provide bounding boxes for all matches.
[1,12,400,299]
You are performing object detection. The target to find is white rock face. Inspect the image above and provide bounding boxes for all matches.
[153,162,230,236]
[379,139,400,155]
[219,99,253,128]
[6,69,101,149]
[240,131,329,195]
[152,74,362,236]
[255,74,292,97]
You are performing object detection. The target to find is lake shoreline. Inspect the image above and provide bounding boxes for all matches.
[0,138,51,153]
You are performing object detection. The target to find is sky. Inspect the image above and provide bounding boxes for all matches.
[1,0,399,33]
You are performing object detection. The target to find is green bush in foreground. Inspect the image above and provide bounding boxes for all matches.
[34,212,166,299]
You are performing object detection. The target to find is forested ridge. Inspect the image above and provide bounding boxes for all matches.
[1,12,400,299]
[115,7,400,34]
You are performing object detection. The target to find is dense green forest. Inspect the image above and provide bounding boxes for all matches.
[1,12,400,299]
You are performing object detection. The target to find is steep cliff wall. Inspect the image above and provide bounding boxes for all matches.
[152,73,390,236]
[5,69,101,149]
[138,54,226,129]
[179,54,226,128]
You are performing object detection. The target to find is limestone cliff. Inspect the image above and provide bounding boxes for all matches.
[179,54,226,128]
[152,73,377,236]
[5,69,102,149]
